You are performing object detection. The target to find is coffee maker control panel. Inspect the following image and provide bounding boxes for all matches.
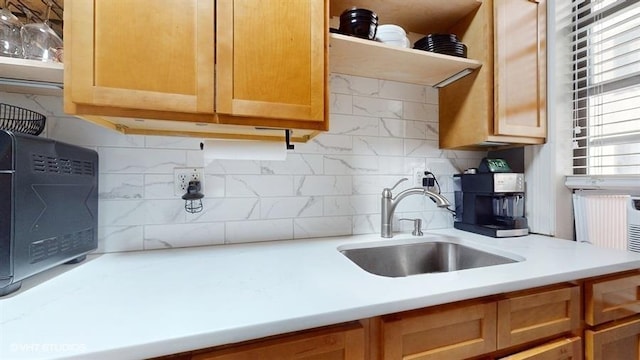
[493,173,524,193]
[458,173,524,193]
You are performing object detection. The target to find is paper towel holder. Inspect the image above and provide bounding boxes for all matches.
[254,128,295,150]
[285,130,295,150]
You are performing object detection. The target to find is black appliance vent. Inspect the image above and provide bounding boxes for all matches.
[29,229,95,264]
[32,154,94,176]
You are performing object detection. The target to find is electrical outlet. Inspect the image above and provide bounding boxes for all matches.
[174,168,204,196]
[412,168,430,187]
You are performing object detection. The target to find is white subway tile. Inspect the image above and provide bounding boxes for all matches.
[99,200,146,226]
[405,139,443,157]
[98,148,186,174]
[226,219,293,244]
[2,71,477,253]
[425,87,439,105]
[330,74,379,96]
[295,176,352,196]
[203,175,226,197]
[143,223,225,249]
[261,154,323,175]
[378,156,407,175]
[324,155,379,175]
[96,226,144,253]
[99,174,144,200]
[379,118,406,138]
[353,96,403,119]
[379,80,427,103]
[405,121,427,140]
[226,175,293,197]
[329,114,379,136]
[352,176,382,195]
[353,215,380,235]
[352,136,404,156]
[187,198,260,222]
[330,93,353,114]
[324,195,379,216]
[143,174,175,199]
[403,102,438,122]
[143,200,188,225]
[261,197,323,219]
[294,134,353,154]
[204,159,261,174]
[48,116,145,148]
[294,216,352,239]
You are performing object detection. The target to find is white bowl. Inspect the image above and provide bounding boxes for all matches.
[375,24,407,42]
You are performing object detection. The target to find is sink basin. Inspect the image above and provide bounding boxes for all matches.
[339,239,521,277]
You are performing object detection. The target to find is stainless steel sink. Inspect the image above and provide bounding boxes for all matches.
[339,239,521,277]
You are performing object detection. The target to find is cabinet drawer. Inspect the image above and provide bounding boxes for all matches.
[192,323,364,360]
[499,336,582,360]
[380,301,497,360]
[497,286,580,349]
[586,273,640,326]
[586,316,640,360]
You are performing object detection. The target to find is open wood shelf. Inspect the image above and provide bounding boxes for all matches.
[330,0,482,34]
[0,57,63,95]
[329,33,482,87]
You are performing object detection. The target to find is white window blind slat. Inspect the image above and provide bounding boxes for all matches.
[571,0,640,176]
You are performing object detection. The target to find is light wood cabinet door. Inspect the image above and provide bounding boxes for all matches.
[497,286,580,349]
[494,0,546,138]
[585,273,640,326]
[499,337,582,360]
[380,301,497,359]
[191,323,364,360]
[216,0,327,125]
[66,0,215,114]
[586,316,640,360]
[438,0,546,149]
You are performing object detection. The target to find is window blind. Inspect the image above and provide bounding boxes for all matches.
[571,0,640,175]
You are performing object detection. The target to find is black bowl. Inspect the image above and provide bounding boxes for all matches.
[340,7,378,21]
[414,43,468,58]
[414,33,460,48]
[339,17,377,40]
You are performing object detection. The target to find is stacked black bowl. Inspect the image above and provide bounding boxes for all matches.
[413,34,467,58]
[338,8,378,40]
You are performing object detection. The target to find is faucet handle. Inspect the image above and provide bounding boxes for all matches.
[399,218,423,236]
[388,177,408,191]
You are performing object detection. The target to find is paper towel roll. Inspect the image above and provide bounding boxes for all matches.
[202,139,288,161]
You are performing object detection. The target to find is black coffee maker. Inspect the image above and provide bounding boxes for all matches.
[453,158,528,237]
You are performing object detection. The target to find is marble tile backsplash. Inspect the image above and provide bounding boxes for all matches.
[1,74,485,252]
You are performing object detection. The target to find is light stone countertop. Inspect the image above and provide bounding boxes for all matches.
[2,229,640,360]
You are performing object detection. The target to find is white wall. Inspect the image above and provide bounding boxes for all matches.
[524,0,574,239]
[1,74,485,252]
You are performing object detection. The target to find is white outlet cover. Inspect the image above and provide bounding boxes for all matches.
[174,168,204,196]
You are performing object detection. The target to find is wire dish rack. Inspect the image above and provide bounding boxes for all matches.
[0,103,46,136]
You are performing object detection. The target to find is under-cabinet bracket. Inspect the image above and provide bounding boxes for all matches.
[285,129,295,150]
[433,68,475,88]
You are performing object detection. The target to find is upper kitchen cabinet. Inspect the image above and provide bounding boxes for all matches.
[328,0,483,87]
[216,1,326,126]
[66,1,214,114]
[439,0,547,149]
[64,0,328,142]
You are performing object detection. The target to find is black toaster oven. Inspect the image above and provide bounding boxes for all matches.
[0,130,98,296]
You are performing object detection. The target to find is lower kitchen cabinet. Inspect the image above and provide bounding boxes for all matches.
[499,337,582,360]
[584,271,640,360]
[190,323,364,360]
[157,271,640,360]
[379,301,497,359]
[497,286,580,349]
[585,317,640,360]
